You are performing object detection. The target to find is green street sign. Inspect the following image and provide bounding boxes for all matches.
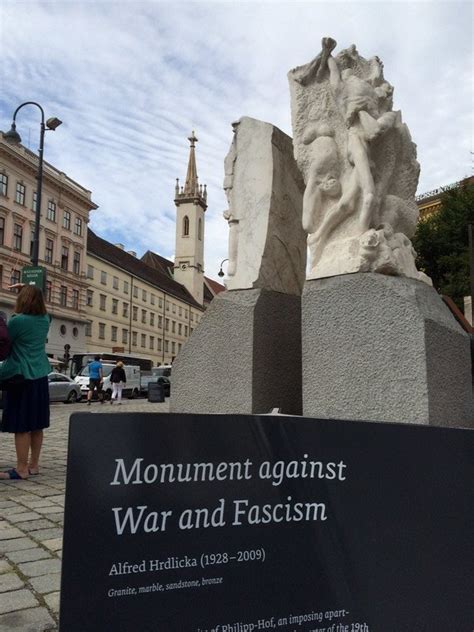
[21,266,47,292]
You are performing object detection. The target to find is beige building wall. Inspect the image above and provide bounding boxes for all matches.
[0,132,97,359]
[86,251,204,365]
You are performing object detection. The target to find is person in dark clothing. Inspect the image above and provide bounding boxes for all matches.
[110,361,126,405]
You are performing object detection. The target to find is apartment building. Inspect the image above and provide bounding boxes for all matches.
[0,131,98,358]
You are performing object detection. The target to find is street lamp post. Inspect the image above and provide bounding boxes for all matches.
[4,102,62,267]
[217,259,229,278]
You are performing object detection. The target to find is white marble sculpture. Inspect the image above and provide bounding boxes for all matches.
[222,116,306,295]
[288,37,430,284]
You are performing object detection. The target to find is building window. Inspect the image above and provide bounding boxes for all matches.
[157,338,162,351]
[32,191,37,211]
[151,294,155,305]
[45,238,54,263]
[165,340,169,353]
[0,217,4,245]
[85,322,92,337]
[198,217,202,240]
[132,306,138,321]
[183,215,189,236]
[141,309,146,324]
[100,294,106,311]
[63,210,71,230]
[100,270,107,285]
[61,246,69,271]
[47,200,56,222]
[165,318,169,331]
[141,333,146,348]
[87,265,94,279]
[178,323,182,335]
[72,289,79,310]
[73,251,81,275]
[172,341,176,355]
[13,224,23,251]
[179,306,182,317]
[124,280,129,294]
[150,336,154,350]
[99,323,105,339]
[133,286,138,298]
[172,303,176,314]
[172,321,176,333]
[45,280,52,302]
[122,328,128,344]
[150,312,155,327]
[15,182,26,205]
[60,286,67,307]
[123,302,129,318]
[112,298,118,314]
[111,326,118,342]
[178,343,182,353]
[166,302,169,311]
[74,217,83,236]
[132,331,137,346]
[159,297,163,308]
[30,232,34,257]
[0,173,7,197]
[158,315,163,329]
[86,290,93,306]
[113,276,119,290]
[142,289,147,301]
[10,269,21,290]
[185,325,188,337]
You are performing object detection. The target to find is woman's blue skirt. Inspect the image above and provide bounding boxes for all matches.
[1,376,50,433]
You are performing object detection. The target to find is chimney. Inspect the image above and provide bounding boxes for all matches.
[127,250,137,258]
[114,243,124,250]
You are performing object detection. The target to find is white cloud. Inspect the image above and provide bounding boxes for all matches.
[1,0,472,280]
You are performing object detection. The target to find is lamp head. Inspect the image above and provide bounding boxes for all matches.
[46,117,62,131]
[4,122,21,144]
[218,269,225,278]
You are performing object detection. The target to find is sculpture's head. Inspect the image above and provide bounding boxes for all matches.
[375,81,394,111]
[318,174,341,198]
[368,56,385,86]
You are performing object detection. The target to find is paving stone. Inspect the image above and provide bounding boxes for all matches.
[0,538,35,553]
[29,572,61,594]
[0,502,16,510]
[0,529,24,541]
[18,558,61,578]
[0,562,11,574]
[9,512,43,524]
[0,573,24,592]
[21,501,55,509]
[0,588,39,614]
[41,539,62,552]
[28,529,63,541]
[0,605,56,631]
[43,591,59,614]
[32,507,63,516]
[6,548,52,564]
[20,520,55,533]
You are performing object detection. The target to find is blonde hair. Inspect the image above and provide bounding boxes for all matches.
[117,361,124,368]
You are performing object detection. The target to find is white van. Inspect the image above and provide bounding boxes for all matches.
[75,363,141,399]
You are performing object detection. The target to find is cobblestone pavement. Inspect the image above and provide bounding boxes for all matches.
[0,398,170,632]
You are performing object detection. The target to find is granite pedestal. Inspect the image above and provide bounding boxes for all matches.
[302,273,473,427]
[170,289,302,415]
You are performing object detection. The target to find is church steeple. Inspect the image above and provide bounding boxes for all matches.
[173,131,207,305]
[175,131,207,208]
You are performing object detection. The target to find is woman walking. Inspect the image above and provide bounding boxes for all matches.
[0,285,51,480]
[110,360,126,405]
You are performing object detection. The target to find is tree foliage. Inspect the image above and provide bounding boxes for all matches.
[412,181,474,309]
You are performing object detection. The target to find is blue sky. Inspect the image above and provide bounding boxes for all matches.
[1,1,472,280]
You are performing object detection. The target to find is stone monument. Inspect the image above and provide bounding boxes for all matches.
[170,117,306,415]
[289,38,473,426]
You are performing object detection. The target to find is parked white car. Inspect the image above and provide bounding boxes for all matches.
[74,363,141,399]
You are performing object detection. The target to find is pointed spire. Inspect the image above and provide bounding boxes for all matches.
[174,130,207,209]
[184,130,199,196]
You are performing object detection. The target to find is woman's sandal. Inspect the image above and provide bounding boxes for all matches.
[0,468,28,480]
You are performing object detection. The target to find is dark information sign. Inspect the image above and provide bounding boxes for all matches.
[60,414,473,632]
